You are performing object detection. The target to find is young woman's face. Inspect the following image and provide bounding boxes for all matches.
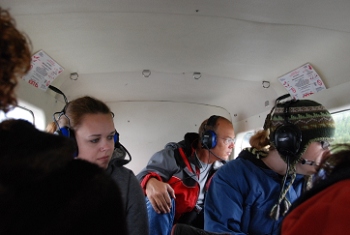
[75,113,115,169]
[296,141,331,175]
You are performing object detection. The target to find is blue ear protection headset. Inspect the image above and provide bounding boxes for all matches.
[56,127,119,144]
[55,113,128,164]
[53,105,120,156]
[55,115,120,151]
[49,85,130,164]
[201,115,219,149]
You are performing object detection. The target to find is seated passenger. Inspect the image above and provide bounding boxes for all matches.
[0,9,127,234]
[281,144,350,235]
[203,96,335,235]
[0,119,76,186]
[0,6,31,113]
[0,119,127,234]
[49,96,149,235]
[136,115,235,235]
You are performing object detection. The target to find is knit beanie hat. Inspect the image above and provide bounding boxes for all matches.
[265,98,335,220]
[266,99,335,165]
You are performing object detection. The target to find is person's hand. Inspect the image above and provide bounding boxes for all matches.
[145,178,176,213]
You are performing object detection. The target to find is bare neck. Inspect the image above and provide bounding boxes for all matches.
[195,148,217,164]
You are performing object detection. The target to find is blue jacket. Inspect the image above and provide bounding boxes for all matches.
[204,148,305,235]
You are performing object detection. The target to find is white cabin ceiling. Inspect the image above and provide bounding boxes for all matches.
[3,0,350,121]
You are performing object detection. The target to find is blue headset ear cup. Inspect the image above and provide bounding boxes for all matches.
[114,132,119,144]
[56,126,78,157]
[202,130,217,149]
[201,115,219,149]
[114,132,121,149]
[59,126,71,138]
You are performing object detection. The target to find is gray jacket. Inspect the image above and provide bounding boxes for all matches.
[107,161,149,235]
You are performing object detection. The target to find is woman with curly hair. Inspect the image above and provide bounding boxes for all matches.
[0,7,32,112]
[0,9,128,235]
[281,144,350,235]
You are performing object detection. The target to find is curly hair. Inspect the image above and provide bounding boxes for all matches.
[0,7,32,113]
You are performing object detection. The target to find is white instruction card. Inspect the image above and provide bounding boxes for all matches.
[278,63,326,99]
[21,50,64,91]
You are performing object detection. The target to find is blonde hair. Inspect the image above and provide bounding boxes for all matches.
[45,122,57,133]
[249,129,275,152]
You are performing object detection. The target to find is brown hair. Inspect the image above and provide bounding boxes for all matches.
[64,96,112,130]
[249,129,271,151]
[316,144,350,180]
[45,121,58,133]
[0,8,32,113]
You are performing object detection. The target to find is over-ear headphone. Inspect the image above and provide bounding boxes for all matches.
[113,131,120,148]
[49,86,124,159]
[53,103,75,141]
[270,101,302,159]
[201,115,219,149]
[54,109,120,156]
[57,125,120,148]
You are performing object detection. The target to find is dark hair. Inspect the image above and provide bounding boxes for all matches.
[65,96,112,129]
[0,119,76,184]
[249,130,271,151]
[0,8,32,113]
[0,119,127,234]
[285,144,350,217]
[0,160,127,234]
[314,144,350,183]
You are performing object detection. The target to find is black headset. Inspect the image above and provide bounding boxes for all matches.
[270,100,302,159]
[201,115,219,149]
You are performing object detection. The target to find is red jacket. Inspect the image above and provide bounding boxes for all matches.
[281,179,350,234]
[136,135,216,222]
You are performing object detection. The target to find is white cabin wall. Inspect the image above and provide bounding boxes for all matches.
[233,111,270,135]
[305,81,350,113]
[16,79,65,130]
[107,101,231,174]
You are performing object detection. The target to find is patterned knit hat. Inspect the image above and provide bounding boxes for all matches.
[265,98,335,220]
[267,99,335,165]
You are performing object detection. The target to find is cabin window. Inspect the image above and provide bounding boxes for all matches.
[0,99,46,130]
[233,130,255,159]
[0,106,33,122]
[331,109,350,144]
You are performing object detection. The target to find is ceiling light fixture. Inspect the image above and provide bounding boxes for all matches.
[70,72,79,80]
[142,69,151,78]
[262,81,270,88]
[193,72,201,80]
